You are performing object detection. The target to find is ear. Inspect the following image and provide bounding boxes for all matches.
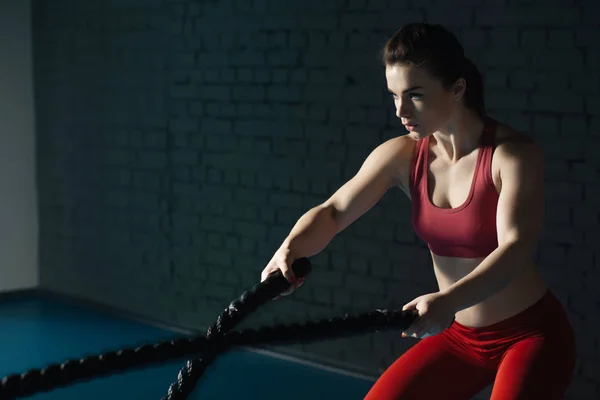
[452,77,467,102]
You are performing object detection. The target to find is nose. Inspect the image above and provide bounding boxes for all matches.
[395,99,411,119]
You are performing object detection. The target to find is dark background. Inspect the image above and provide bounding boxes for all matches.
[33,0,599,398]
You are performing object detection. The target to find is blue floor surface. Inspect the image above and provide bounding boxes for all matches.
[0,294,375,399]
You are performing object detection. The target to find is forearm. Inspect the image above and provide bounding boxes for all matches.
[441,242,530,312]
[282,204,339,258]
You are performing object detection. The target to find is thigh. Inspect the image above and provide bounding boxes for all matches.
[491,333,576,400]
[364,334,495,400]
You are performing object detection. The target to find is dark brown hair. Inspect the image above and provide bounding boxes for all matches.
[381,23,485,118]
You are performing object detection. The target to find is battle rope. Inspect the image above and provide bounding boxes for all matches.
[0,258,418,399]
[160,257,312,400]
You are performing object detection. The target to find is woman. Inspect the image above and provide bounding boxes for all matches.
[260,23,576,399]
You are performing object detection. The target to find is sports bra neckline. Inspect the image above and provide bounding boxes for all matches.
[421,120,495,214]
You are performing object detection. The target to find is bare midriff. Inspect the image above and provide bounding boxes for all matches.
[431,253,548,327]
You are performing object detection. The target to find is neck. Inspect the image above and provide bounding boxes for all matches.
[432,110,485,163]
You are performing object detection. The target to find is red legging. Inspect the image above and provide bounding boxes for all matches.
[365,290,576,400]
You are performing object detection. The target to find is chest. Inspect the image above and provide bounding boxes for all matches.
[411,144,502,258]
[427,150,482,209]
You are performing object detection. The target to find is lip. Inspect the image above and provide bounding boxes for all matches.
[403,123,418,131]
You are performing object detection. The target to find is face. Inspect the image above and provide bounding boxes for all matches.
[385,63,465,140]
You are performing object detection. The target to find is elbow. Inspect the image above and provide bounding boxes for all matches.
[499,236,537,260]
[319,203,343,233]
[495,239,535,284]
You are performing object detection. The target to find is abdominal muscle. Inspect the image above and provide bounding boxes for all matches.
[432,253,549,328]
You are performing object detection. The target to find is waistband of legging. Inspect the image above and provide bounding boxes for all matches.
[449,289,563,335]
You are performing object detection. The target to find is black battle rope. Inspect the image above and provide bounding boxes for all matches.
[160,257,312,400]
[0,258,418,400]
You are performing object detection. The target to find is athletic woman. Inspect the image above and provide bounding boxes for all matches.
[261,23,576,399]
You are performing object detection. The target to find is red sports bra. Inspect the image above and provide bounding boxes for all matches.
[409,118,500,258]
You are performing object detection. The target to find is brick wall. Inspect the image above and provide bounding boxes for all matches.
[33,0,599,398]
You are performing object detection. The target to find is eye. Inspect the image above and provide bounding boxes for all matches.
[409,93,423,100]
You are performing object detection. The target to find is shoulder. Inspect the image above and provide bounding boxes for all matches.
[362,134,418,188]
[492,122,544,185]
[493,123,543,167]
[363,134,417,168]
[375,134,418,159]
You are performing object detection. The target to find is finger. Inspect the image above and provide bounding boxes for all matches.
[412,327,424,338]
[413,321,433,339]
[402,299,419,311]
[261,266,277,282]
[402,323,417,337]
[404,317,425,337]
[413,330,430,339]
[262,262,295,283]
[279,264,296,283]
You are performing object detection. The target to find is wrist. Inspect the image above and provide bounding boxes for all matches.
[280,239,298,260]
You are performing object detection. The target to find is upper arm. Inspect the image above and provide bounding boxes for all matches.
[322,136,414,232]
[495,140,545,251]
